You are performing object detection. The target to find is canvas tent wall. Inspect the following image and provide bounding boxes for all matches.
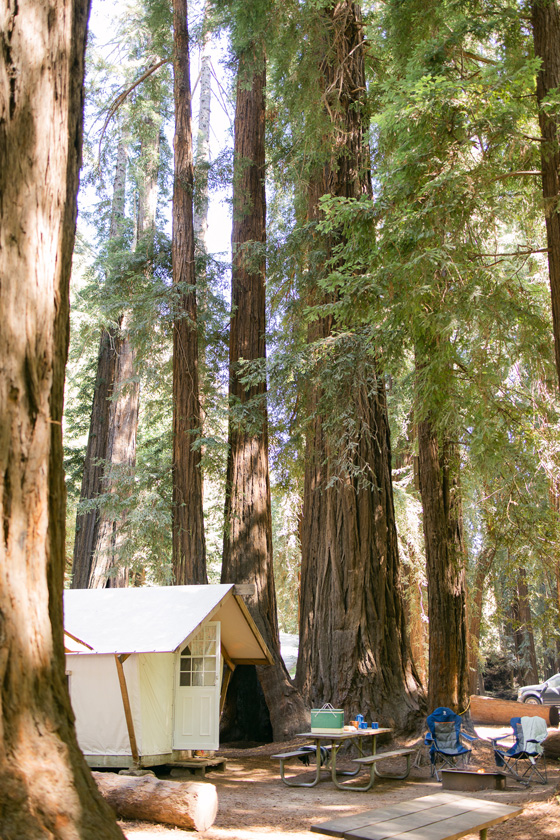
[64,584,272,767]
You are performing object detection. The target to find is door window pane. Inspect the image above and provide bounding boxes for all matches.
[179,624,218,688]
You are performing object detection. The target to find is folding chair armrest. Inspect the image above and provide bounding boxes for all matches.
[424,733,435,746]
[489,733,514,749]
[462,732,477,743]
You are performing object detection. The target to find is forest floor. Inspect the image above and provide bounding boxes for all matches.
[119,727,560,840]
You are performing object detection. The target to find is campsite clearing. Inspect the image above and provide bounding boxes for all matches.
[117,733,560,840]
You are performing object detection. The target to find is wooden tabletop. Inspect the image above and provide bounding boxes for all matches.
[298,728,392,740]
[310,791,523,839]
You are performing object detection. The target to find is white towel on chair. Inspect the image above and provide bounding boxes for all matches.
[520,716,548,754]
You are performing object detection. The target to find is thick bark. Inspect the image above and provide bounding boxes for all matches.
[194,2,212,426]
[402,556,428,687]
[89,317,139,589]
[89,112,162,588]
[0,1,124,836]
[93,772,218,832]
[221,50,308,741]
[296,1,423,732]
[417,419,469,713]
[194,1,212,248]
[467,547,495,696]
[72,131,141,589]
[541,730,560,757]
[531,0,560,388]
[137,116,160,246]
[512,568,539,685]
[71,137,128,589]
[71,327,120,587]
[172,0,207,585]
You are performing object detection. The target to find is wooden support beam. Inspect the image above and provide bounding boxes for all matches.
[221,643,235,673]
[115,654,140,765]
[220,663,235,716]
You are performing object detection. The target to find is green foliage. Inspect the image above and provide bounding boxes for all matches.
[66,0,560,670]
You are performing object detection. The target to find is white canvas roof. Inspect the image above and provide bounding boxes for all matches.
[64,584,272,663]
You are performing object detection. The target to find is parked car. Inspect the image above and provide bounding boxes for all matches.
[517,673,560,704]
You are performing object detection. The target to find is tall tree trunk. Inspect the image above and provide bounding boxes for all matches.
[71,134,132,589]
[417,418,469,713]
[194,0,212,249]
[221,48,308,741]
[137,116,160,246]
[513,567,539,684]
[172,0,207,585]
[296,0,423,731]
[402,551,428,688]
[90,110,163,587]
[72,118,146,589]
[194,1,212,430]
[89,314,139,588]
[531,0,560,388]
[467,546,495,695]
[0,1,124,836]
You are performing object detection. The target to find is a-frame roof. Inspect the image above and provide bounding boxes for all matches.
[64,584,272,664]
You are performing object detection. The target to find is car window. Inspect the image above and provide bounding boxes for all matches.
[549,675,560,688]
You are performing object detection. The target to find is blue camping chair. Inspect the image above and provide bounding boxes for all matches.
[490,716,548,786]
[425,707,477,781]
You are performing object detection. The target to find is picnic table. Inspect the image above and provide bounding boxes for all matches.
[310,791,523,840]
[273,728,415,790]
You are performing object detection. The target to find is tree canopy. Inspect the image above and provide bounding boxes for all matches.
[65,0,560,727]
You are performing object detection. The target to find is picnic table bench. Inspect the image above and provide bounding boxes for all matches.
[272,746,333,787]
[273,728,396,789]
[345,748,416,791]
[310,791,523,840]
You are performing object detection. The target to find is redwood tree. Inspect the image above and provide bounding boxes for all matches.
[72,133,139,589]
[296,0,423,731]
[172,0,207,584]
[0,0,124,835]
[417,418,469,712]
[221,32,308,740]
[532,0,560,389]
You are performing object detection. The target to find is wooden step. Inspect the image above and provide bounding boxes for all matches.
[169,757,227,778]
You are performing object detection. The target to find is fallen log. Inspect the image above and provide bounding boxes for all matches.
[469,694,559,727]
[92,771,218,832]
[543,730,560,758]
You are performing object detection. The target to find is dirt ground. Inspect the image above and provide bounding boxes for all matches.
[118,728,560,840]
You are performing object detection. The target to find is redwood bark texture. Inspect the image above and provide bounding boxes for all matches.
[221,50,308,740]
[296,1,422,731]
[513,567,539,685]
[467,546,495,695]
[71,136,139,589]
[90,316,139,588]
[71,327,121,587]
[172,0,207,584]
[0,1,124,836]
[417,421,469,713]
[532,0,560,387]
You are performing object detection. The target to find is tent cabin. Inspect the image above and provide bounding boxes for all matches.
[63,584,272,769]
